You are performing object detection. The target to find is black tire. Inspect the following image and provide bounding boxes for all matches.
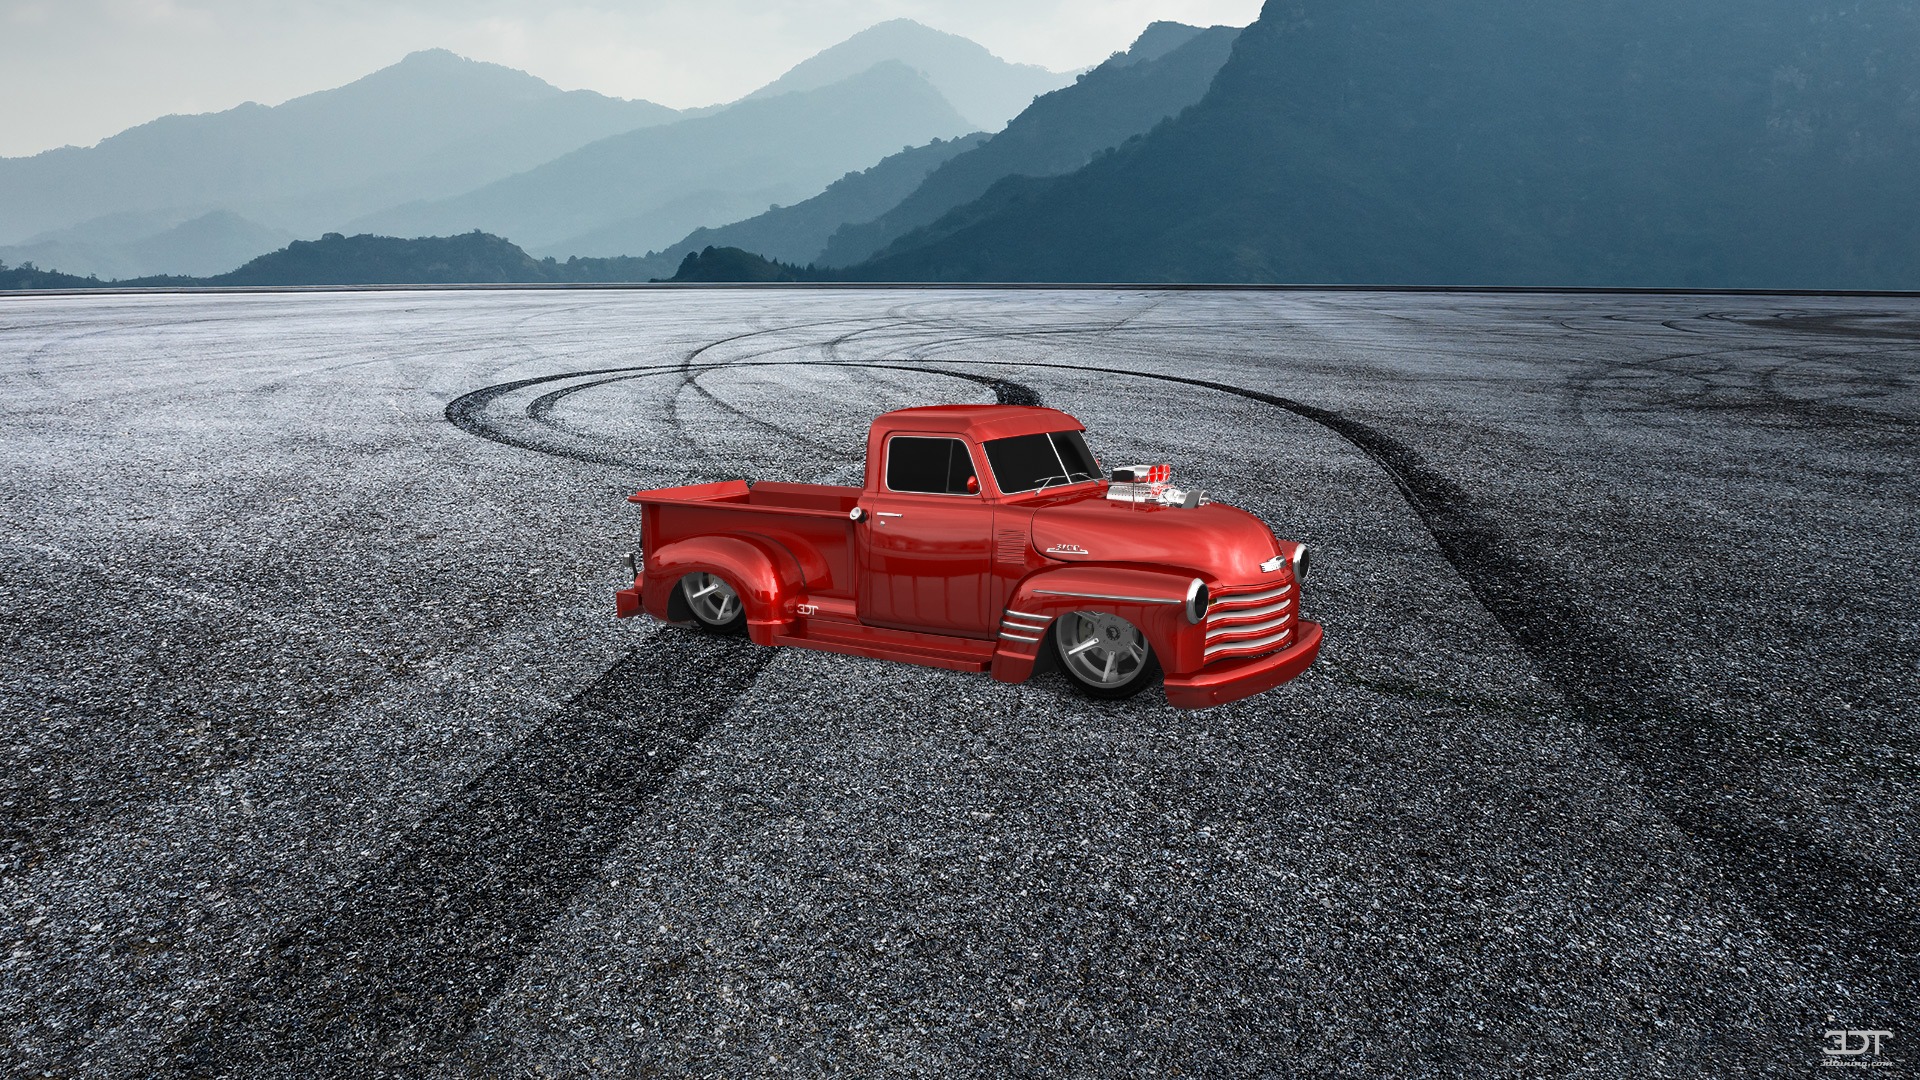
[676,572,747,634]
[1052,610,1160,700]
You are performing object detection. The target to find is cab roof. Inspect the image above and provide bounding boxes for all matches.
[872,405,1084,444]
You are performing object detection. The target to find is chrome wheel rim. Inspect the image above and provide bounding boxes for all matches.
[682,572,741,625]
[1056,611,1149,689]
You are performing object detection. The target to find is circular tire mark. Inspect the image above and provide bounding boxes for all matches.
[444,362,1042,472]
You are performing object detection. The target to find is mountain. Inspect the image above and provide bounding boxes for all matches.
[617,134,989,279]
[0,211,189,280]
[817,22,1239,268]
[358,61,976,258]
[742,19,1073,132]
[1103,20,1213,66]
[124,212,295,277]
[0,49,679,244]
[0,210,295,279]
[858,0,1920,289]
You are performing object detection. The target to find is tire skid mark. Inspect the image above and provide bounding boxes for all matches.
[447,361,1040,474]
[679,319,916,469]
[1751,311,1920,342]
[445,368,649,468]
[664,317,864,452]
[676,363,853,461]
[166,632,774,1076]
[1559,339,1919,433]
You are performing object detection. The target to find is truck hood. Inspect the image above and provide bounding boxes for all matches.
[1028,497,1285,583]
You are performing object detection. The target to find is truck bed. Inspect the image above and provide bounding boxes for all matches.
[630,480,861,599]
[628,480,860,515]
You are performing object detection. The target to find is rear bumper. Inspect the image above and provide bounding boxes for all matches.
[1162,621,1323,710]
[615,577,644,619]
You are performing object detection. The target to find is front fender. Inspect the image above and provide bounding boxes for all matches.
[991,563,1202,684]
[644,535,803,646]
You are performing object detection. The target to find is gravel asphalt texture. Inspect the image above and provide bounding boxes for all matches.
[0,287,1914,1077]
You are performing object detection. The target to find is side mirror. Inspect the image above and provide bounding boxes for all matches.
[966,476,979,494]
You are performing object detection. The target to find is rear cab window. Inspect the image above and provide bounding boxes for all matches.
[885,436,980,495]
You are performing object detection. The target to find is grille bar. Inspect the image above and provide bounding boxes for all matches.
[1204,626,1295,661]
[1206,597,1293,627]
[1206,612,1294,642]
[1208,583,1293,611]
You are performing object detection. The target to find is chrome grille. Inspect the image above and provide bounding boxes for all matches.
[1203,581,1296,661]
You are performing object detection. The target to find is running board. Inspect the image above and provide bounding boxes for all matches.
[773,619,996,673]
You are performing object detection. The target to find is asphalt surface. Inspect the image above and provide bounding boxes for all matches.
[0,288,1914,1077]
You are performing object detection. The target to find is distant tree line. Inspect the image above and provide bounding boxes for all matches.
[0,234,855,289]
[0,259,113,290]
[661,246,834,283]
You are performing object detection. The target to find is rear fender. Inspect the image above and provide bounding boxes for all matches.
[991,564,1200,684]
[645,535,803,646]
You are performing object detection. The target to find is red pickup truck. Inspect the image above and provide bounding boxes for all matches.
[615,405,1321,709]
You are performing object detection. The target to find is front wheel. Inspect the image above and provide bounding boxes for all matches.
[677,572,746,634]
[1054,611,1159,700]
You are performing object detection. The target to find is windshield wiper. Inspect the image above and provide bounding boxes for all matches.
[1034,471,1097,491]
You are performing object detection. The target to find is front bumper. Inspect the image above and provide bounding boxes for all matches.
[1162,620,1323,710]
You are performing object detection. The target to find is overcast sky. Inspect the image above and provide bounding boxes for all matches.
[0,0,1263,158]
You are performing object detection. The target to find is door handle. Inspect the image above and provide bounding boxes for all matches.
[876,512,905,519]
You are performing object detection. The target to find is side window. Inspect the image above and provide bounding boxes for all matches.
[885,436,979,495]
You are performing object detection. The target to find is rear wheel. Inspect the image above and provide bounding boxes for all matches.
[1054,611,1158,700]
[678,572,745,634]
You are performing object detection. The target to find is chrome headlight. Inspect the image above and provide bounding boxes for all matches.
[1291,546,1310,584]
[1185,578,1210,624]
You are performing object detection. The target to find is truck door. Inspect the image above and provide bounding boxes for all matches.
[859,433,996,638]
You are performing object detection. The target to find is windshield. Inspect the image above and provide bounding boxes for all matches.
[984,430,1101,494]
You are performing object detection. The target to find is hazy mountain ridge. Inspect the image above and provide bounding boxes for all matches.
[742,19,1072,131]
[0,49,680,245]
[857,0,1920,287]
[0,21,1121,284]
[618,134,991,280]
[818,22,1239,268]
[356,61,976,258]
[0,210,295,279]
